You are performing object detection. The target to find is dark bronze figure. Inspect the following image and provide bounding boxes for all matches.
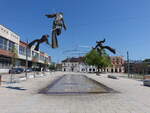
[94,39,106,49]
[28,35,49,51]
[94,39,116,55]
[45,12,67,48]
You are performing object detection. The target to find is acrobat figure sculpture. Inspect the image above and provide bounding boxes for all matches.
[45,12,67,48]
[93,39,116,55]
[28,35,49,51]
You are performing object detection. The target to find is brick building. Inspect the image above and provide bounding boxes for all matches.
[108,56,125,73]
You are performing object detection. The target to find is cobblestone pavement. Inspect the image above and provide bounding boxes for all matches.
[0,72,150,113]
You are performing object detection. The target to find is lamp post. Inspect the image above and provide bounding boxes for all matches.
[127,51,130,78]
[25,40,28,79]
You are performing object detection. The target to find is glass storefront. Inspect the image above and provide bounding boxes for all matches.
[0,56,11,69]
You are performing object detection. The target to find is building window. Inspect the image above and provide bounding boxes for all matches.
[8,41,15,51]
[19,45,31,57]
[0,37,3,49]
[32,51,39,59]
[0,36,8,50]
[27,48,31,57]
[0,36,17,51]
[40,55,45,61]
[19,45,26,55]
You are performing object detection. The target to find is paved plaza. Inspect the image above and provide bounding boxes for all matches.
[0,72,150,113]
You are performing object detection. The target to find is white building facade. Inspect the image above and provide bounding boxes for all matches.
[62,57,97,73]
[61,56,125,73]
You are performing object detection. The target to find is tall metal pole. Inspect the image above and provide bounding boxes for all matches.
[25,40,28,79]
[127,51,130,78]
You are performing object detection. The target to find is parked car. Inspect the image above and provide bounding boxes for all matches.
[25,68,32,72]
[9,68,24,74]
[42,68,50,72]
[32,68,41,72]
[108,75,118,79]
[45,69,50,72]
[143,79,150,86]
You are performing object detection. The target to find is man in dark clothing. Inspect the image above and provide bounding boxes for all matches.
[28,35,49,51]
[45,12,67,48]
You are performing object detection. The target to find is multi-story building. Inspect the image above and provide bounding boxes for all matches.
[0,25,51,73]
[108,56,125,73]
[61,56,125,73]
[124,60,150,74]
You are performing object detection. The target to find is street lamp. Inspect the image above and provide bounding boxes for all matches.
[127,51,130,78]
[25,40,28,79]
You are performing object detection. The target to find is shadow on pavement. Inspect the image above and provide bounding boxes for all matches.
[5,86,27,90]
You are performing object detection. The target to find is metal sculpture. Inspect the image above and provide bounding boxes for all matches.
[93,39,116,55]
[45,12,67,48]
[28,35,49,51]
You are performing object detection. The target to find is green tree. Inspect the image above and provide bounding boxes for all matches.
[49,63,56,71]
[143,59,150,63]
[142,59,150,75]
[10,45,18,82]
[84,49,111,74]
[11,46,18,67]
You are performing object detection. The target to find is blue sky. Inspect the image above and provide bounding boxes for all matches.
[1,0,150,62]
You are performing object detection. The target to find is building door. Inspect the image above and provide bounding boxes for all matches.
[115,68,118,73]
[93,69,95,72]
[71,67,74,72]
[111,69,113,73]
[89,68,92,72]
[119,68,122,72]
